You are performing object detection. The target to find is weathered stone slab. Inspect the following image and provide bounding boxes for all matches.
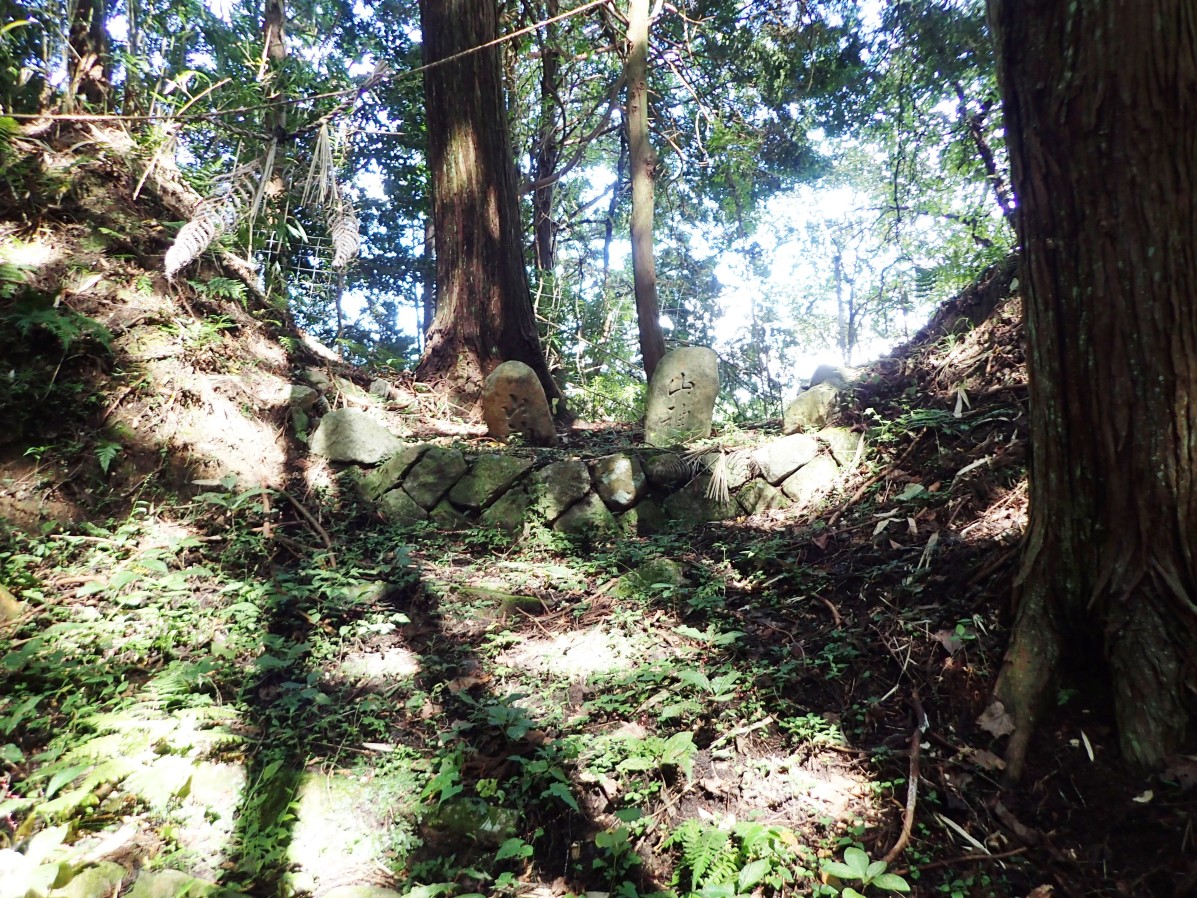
[358,444,429,500]
[810,364,851,388]
[753,434,819,484]
[593,454,647,510]
[736,479,791,515]
[701,451,753,492]
[780,454,840,505]
[288,384,319,410]
[448,454,533,509]
[782,382,840,434]
[662,476,739,526]
[554,492,617,535]
[430,500,472,530]
[378,489,428,525]
[530,460,591,522]
[310,409,404,464]
[642,452,691,487]
[819,426,862,467]
[403,447,468,509]
[480,488,531,532]
[644,347,719,447]
[481,361,557,446]
[618,500,668,536]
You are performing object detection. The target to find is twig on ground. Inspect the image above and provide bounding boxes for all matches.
[882,693,926,864]
[709,715,774,751]
[278,489,335,560]
[896,846,1027,875]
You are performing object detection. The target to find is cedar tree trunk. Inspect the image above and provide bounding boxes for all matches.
[416,0,563,408]
[625,0,666,381]
[989,0,1197,777]
[67,0,110,109]
[532,0,561,272]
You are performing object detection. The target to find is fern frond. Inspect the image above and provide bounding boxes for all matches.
[165,160,261,279]
[328,194,360,270]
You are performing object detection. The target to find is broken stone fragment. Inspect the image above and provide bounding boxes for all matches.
[593,453,647,510]
[309,408,404,464]
[618,498,668,535]
[480,360,558,446]
[288,384,319,411]
[644,346,720,447]
[662,475,739,526]
[819,426,863,467]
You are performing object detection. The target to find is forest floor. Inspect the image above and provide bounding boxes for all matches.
[1,124,1195,898]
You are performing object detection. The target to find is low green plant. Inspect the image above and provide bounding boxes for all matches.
[665,818,811,897]
[820,847,910,896]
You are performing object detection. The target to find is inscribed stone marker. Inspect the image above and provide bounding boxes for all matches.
[481,361,557,446]
[644,347,719,447]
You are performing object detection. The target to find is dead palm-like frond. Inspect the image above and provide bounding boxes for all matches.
[328,193,360,270]
[165,160,262,279]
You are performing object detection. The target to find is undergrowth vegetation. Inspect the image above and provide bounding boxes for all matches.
[0,446,1019,898]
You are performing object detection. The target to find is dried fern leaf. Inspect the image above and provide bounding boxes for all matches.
[329,195,360,270]
[302,122,338,209]
[165,160,261,279]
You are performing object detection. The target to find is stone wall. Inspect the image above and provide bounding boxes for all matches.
[342,426,865,535]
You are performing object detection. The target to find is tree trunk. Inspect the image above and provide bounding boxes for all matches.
[67,0,110,109]
[415,0,563,409]
[532,0,561,273]
[625,0,666,382]
[988,0,1197,777]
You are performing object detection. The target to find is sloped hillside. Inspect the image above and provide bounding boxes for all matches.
[1,125,1194,898]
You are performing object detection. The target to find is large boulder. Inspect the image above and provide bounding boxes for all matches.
[309,409,404,464]
[481,361,557,446]
[644,347,719,447]
[752,434,819,484]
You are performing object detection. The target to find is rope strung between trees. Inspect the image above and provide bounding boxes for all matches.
[4,0,612,125]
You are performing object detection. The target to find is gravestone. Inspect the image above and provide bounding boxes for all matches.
[481,361,557,447]
[644,347,719,448]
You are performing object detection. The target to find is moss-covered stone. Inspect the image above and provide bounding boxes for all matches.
[448,454,533,508]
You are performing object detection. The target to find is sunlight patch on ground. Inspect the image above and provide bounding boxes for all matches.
[736,752,870,823]
[330,646,421,688]
[285,766,420,894]
[497,625,653,679]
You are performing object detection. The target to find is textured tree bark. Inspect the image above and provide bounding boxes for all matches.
[532,0,561,273]
[67,0,111,109]
[625,0,666,382]
[415,0,563,408]
[989,0,1197,777]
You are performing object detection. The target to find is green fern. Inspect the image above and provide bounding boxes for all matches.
[664,819,737,890]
